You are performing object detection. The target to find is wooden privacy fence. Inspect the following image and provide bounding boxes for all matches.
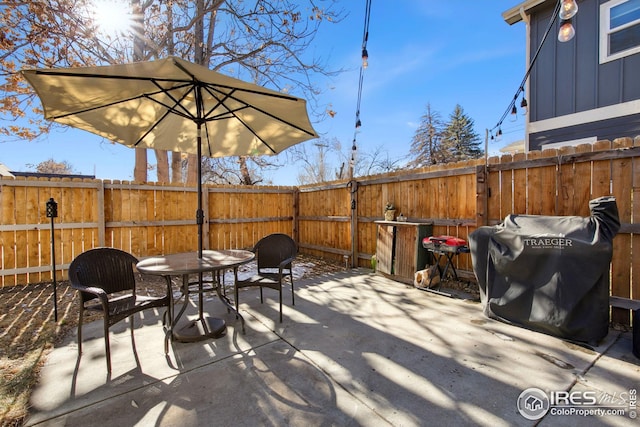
[0,179,296,287]
[1,138,639,323]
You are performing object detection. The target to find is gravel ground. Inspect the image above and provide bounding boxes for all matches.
[0,254,348,360]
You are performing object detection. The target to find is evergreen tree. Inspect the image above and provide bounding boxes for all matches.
[440,104,483,162]
[409,103,444,167]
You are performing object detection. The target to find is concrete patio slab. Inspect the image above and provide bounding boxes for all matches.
[26,269,640,426]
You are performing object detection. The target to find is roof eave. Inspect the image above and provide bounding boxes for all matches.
[503,0,551,25]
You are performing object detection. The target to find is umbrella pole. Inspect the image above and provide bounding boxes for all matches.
[196,123,204,259]
[196,123,205,320]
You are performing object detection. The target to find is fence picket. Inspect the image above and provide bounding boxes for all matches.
[558,146,576,216]
[573,144,593,217]
[496,154,511,221]
[540,148,558,215]
[611,138,633,324]
[512,152,527,215]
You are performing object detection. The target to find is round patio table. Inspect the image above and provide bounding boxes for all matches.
[136,250,254,345]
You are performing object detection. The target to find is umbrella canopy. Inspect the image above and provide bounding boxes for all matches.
[22,56,318,256]
[22,56,318,157]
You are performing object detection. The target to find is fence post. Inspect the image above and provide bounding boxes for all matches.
[97,180,106,246]
[350,179,359,268]
[476,165,488,226]
[293,188,300,244]
[203,184,210,250]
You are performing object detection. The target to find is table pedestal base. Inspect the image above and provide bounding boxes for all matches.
[173,317,226,342]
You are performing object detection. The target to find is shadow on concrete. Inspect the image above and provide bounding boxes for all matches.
[26,269,639,426]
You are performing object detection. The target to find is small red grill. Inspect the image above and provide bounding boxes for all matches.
[422,235,469,281]
[423,235,468,252]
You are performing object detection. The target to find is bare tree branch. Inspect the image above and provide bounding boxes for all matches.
[0,0,344,185]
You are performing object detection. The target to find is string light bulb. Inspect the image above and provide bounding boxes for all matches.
[350,139,357,167]
[510,104,518,121]
[558,20,575,42]
[362,48,369,69]
[520,96,528,115]
[559,0,578,20]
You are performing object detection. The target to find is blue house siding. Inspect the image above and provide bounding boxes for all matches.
[575,3,599,112]
[623,59,640,100]
[510,0,640,151]
[530,3,557,123]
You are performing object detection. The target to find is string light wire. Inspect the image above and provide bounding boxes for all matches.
[351,0,373,171]
[491,0,563,136]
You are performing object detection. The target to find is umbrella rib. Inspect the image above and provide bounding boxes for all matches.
[205,81,299,101]
[30,69,193,84]
[240,104,315,136]
[170,57,299,102]
[141,94,193,121]
[149,80,197,119]
[46,82,194,120]
[200,85,229,120]
[133,82,207,149]
[132,108,174,148]
[134,83,203,146]
[172,58,316,139]
[231,114,277,154]
[198,86,276,153]
[201,84,316,137]
[202,119,213,157]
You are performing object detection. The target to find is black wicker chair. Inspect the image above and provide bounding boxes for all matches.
[234,234,297,322]
[68,247,170,373]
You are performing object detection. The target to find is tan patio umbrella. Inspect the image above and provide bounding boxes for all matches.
[22,56,318,256]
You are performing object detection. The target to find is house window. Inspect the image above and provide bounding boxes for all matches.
[600,0,640,63]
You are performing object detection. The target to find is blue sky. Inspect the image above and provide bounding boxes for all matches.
[1,0,527,185]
